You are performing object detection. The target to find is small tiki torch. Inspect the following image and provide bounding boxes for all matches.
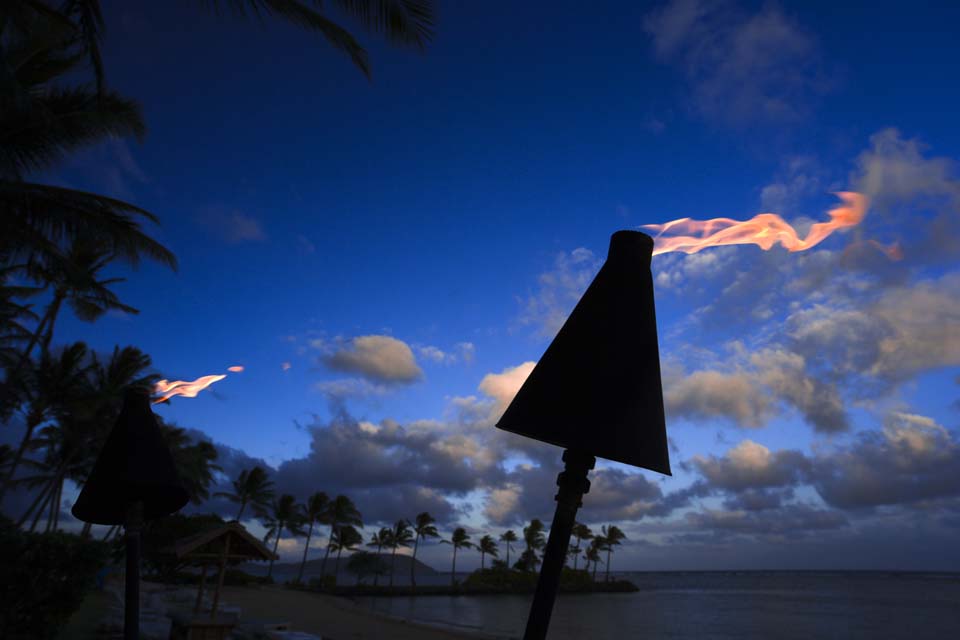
[72,388,189,640]
[497,231,671,640]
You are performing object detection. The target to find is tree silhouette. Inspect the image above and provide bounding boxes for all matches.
[320,495,362,583]
[441,527,472,587]
[388,519,413,588]
[499,529,518,568]
[570,522,593,570]
[330,524,362,583]
[367,526,393,587]
[296,492,330,584]
[600,525,625,582]
[262,494,304,579]
[215,466,275,522]
[477,534,498,570]
[410,511,438,588]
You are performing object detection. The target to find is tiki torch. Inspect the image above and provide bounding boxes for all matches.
[72,388,189,640]
[497,231,670,640]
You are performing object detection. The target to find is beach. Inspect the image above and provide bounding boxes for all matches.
[219,586,500,640]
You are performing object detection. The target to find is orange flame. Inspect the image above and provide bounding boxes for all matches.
[643,192,869,256]
[227,365,244,372]
[153,374,227,404]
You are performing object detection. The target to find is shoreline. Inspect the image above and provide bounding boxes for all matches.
[219,585,507,639]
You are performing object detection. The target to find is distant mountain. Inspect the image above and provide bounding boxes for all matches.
[239,553,438,581]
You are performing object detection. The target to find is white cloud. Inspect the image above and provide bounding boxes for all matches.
[519,248,601,337]
[321,335,423,384]
[644,0,824,124]
[477,361,536,417]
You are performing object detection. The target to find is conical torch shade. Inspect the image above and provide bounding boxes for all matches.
[497,230,670,474]
[72,387,189,525]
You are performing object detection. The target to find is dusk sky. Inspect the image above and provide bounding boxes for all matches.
[40,0,960,571]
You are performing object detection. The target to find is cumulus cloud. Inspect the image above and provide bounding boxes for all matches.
[644,0,824,124]
[477,361,536,418]
[787,273,960,385]
[519,248,601,337]
[751,349,848,433]
[813,412,960,510]
[418,342,476,365]
[685,504,847,538]
[314,377,390,400]
[320,335,423,384]
[692,440,809,491]
[665,368,772,427]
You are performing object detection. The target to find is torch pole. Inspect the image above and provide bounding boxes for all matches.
[523,449,595,640]
[125,501,144,640]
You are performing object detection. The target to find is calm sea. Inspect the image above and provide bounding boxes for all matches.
[354,572,960,639]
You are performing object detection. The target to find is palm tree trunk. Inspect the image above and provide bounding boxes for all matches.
[296,521,314,584]
[592,559,597,581]
[505,542,510,568]
[320,525,335,583]
[50,478,63,531]
[81,521,93,538]
[268,525,283,579]
[410,535,419,588]
[373,541,382,586]
[390,546,397,588]
[30,490,48,533]
[236,500,247,522]
[335,546,343,583]
[0,415,42,504]
[2,298,56,403]
[606,548,612,582]
[451,547,457,587]
[573,535,581,570]
[16,477,54,528]
[39,294,65,353]
[481,550,485,570]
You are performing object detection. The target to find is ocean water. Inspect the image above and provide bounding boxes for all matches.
[354,572,960,639]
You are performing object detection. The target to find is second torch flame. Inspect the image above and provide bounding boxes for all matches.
[643,192,870,256]
[153,366,244,404]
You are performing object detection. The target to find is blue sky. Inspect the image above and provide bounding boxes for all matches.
[36,0,960,570]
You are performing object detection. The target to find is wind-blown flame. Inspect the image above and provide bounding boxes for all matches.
[643,192,869,256]
[227,365,244,372]
[154,374,227,404]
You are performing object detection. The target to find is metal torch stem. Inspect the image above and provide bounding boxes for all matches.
[125,501,144,640]
[523,449,595,640]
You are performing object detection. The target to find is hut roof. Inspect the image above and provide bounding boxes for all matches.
[167,521,277,564]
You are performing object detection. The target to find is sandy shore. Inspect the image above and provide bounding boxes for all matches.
[220,586,503,640]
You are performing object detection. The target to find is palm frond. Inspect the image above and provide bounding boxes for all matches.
[329,0,434,50]
[0,86,145,178]
[1,181,176,269]
[200,1,370,77]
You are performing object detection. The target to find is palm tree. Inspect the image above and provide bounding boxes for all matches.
[570,522,593,570]
[600,525,626,582]
[329,524,362,583]
[477,535,498,570]
[441,527,472,587]
[215,466,275,522]
[13,344,157,530]
[37,0,435,89]
[500,530,518,568]
[367,527,393,587]
[320,495,362,581]
[410,511,438,588]
[0,341,90,505]
[518,518,546,572]
[585,539,603,582]
[0,15,176,270]
[296,491,330,584]
[262,494,304,579]
[159,423,222,505]
[388,520,414,588]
